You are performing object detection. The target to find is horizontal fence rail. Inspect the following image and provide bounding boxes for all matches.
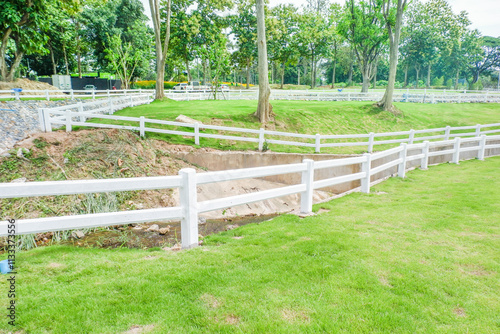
[1,135,499,249]
[3,88,500,103]
[39,101,500,153]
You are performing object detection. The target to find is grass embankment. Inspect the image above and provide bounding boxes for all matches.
[87,100,500,154]
[1,157,499,333]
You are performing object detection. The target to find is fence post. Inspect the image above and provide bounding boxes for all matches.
[458,94,461,103]
[70,90,74,100]
[452,137,461,164]
[361,153,371,194]
[129,95,133,107]
[409,129,415,144]
[368,132,375,153]
[478,135,486,160]
[398,143,407,178]
[347,93,351,101]
[315,134,321,153]
[475,124,481,137]
[431,94,434,104]
[43,109,52,132]
[65,110,72,133]
[179,168,198,249]
[38,108,46,132]
[45,90,50,101]
[258,128,265,151]
[139,116,145,138]
[194,123,200,145]
[109,97,114,114]
[421,141,430,170]
[300,159,314,214]
[444,126,451,140]
[78,102,85,123]
[92,90,95,100]
[107,90,110,98]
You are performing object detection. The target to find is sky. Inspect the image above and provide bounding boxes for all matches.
[140,0,500,37]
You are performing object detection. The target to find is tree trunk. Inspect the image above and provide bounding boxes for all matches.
[426,63,431,88]
[280,61,285,89]
[185,56,192,82]
[404,64,408,87]
[455,69,459,90]
[76,20,82,78]
[361,70,370,93]
[331,59,337,89]
[49,44,57,75]
[310,52,315,88]
[0,28,12,80]
[255,0,271,124]
[415,67,419,89]
[150,0,171,100]
[63,43,70,75]
[377,0,407,113]
[373,61,378,88]
[348,58,353,86]
[246,58,251,89]
[297,68,300,85]
[5,49,24,82]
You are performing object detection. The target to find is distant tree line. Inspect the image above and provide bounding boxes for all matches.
[1,0,499,92]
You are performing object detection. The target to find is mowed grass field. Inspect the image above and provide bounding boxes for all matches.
[85,100,500,153]
[1,157,498,333]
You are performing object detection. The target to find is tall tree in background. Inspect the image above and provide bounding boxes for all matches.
[339,0,387,92]
[149,0,171,99]
[268,4,300,89]
[0,0,78,81]
[231,0,257,89]
[377,0,407,113]
[256,0,271,123]
[468,36,500,85]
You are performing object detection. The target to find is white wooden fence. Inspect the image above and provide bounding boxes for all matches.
[160,89,500,103]
[1,135,499,249]
[38,94,153,132]
[0,89,155,101]
[3,88,500,103]
[39,102,500,153]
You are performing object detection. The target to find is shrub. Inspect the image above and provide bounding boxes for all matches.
[376,80,388,87]
[131,81,179,90]
[431,76,444,87]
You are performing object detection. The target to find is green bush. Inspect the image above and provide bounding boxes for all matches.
[445,78,453,89]
[431,76,444,87]
[469,80,483,91]
[376,80,388,87]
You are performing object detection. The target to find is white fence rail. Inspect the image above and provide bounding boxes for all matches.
[0,89,156,101]
[3,88,500,103]
[165,89,500,103]
[38,94,153,132]
[40,103,500,153]
[1,135,499,249]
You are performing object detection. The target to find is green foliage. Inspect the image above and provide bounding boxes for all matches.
[431,76,445,87]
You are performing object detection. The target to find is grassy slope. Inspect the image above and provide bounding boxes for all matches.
[2,157,499,333]
[88,100,500,153]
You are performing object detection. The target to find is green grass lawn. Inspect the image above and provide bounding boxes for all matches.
[83,100,500,154]
[2,157,499,333]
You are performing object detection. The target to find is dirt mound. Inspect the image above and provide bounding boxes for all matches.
[0,78,61,94]
[1,129,331,222]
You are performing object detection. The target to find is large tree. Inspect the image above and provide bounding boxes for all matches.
[468,36,500,85]
[231,0,257,89]
[268,4,300,89]
[339,0,388,92]
[377,0,407,113]
[256,0,271,123]
[0,0,77,81]
[149,0,171,99]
